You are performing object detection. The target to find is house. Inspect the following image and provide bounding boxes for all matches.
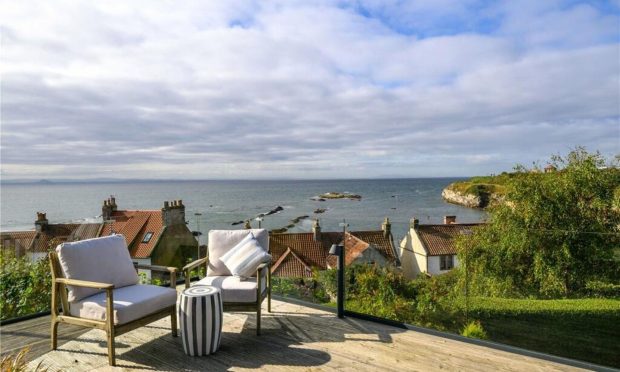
[398,215,482,278]
[268,218,400,278]
[1,198,198,275]
[98,197,198,278]
[0,212,102,262]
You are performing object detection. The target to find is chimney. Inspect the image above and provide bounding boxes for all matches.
[102,196,118,221]
[410,218,419,230]
[444,215,457,225]
[382,217,391,238]
[35,212,48,232]
[162,199,186,227]
[312,219,322,241]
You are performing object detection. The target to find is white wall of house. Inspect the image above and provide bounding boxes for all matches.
[28,252,48,263]
[399,227,460,278]
[133,257,152,281]
[427,255,459,276]
[399,228,427,279]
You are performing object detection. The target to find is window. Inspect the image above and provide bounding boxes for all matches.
[440,255,454,270]
[142,232,154,243]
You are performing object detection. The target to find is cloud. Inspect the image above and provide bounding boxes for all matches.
[0,0,618,180]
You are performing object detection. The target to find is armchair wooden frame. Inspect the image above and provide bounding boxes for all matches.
[183,256,271,335]
[49,252,179,366]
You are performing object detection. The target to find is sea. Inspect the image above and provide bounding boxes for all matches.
[0,178,485,244]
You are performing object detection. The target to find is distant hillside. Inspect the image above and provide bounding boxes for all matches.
[442,173,513,208]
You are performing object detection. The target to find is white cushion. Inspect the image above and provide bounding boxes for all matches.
[196,275,267,303]
[69,284,177,325]
[207,229,269,276]
[220,235,271,278]
[56,235,139,302]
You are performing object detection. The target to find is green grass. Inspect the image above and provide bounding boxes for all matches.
[468,297,620,367]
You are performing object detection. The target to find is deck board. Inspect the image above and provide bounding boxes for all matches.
[1,298,592,371]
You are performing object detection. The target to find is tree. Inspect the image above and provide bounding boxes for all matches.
[459,148,620,298]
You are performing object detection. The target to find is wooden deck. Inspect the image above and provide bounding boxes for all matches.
[0,298,594,371]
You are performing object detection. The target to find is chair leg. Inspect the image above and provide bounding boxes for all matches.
[107,328,116,366]
[171,308,178,337]
[256,303,262,336]
[50,320,59,350]
[268,288,272,313]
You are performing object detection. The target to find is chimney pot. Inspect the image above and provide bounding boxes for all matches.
[410,218,419,230]
[381,217,391,238]
[312,219,322,241]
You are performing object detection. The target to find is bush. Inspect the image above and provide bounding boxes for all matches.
[0,251,52,320]
[462,321,488,340]
[271,276,330,303]
[583,280,620,298]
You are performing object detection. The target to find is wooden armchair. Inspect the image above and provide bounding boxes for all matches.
[183,229,271,335]
[49,235,178,366]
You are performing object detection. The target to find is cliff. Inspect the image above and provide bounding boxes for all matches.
[442,175,509,209]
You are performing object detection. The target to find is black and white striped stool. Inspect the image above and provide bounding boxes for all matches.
[178,285,223,356]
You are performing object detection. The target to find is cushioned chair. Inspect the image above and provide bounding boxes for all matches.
[49,235,178,366]
[183,229,271,335]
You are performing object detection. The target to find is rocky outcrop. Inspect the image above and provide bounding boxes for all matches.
[317,192,361,200]
[442,187,505,209]
[442,188,483,208]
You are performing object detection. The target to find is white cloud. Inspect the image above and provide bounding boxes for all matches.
[0,0,618,180]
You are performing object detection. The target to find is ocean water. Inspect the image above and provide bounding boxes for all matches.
[0,179,485,244]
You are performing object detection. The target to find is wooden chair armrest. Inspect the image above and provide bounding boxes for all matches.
[256,262,269,273]
[183,257,209,289]
[55,278,114,290]
[182,257,209,273]
[134,263,178,273]
[256,261,270,282]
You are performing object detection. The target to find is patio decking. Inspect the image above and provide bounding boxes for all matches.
[0,298,592,371]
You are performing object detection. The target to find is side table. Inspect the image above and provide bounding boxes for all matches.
[178,285,223,356]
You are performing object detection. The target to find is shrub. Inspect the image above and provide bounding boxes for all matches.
[0,251,52,320]
[462,321,488,340]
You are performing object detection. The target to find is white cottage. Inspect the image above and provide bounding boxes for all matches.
[399,216,481,279]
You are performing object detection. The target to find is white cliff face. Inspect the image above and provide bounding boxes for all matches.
[441,188,482,208]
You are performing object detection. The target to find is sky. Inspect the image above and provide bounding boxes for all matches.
[1,0,619,180]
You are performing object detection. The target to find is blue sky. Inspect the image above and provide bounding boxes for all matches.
[1,0,619,180]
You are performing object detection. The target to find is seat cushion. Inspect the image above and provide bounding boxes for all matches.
[196,276,266,303]
[57,235,139,302]
[69,284,177,325]
[208,229,269,276]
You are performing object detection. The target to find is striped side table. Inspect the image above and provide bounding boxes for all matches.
[178,285,223,356]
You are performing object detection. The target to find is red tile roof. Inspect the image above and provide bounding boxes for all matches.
[1,231,37,254]
[100,210,164,259]
[269,232,340,274]
[271,248,314,278]
[415,223,482,256]
[1,223,103,255]
[270,230,398,277]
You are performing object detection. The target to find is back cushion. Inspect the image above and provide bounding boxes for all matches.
[56,234,139,302]
[208,229,269,276]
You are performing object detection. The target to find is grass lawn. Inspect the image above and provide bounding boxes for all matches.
[469,298,620,368]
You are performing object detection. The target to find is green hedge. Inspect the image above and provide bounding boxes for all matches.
[0,251,52,320]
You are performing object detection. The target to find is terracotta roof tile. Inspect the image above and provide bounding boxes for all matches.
[1,231,36,254]
[101,210,164,259]
[416,223,483,256]
[270,230,398,277]
[271,248,314,278]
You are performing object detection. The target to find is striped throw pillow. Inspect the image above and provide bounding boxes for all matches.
[220,234,271,278]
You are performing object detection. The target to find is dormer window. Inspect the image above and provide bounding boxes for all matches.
[142,232,154,243]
